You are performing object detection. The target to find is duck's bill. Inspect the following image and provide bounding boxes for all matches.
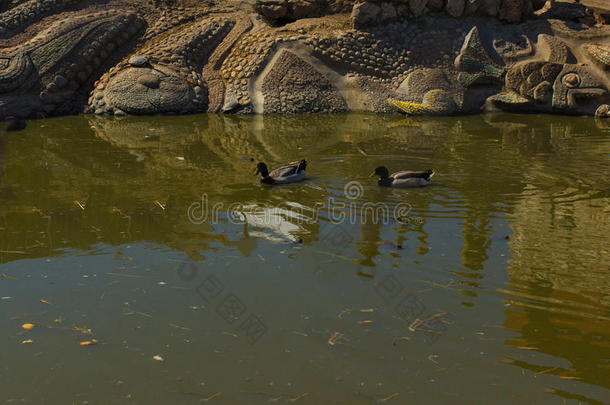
[253,168,259,175]
[369,171,376,177]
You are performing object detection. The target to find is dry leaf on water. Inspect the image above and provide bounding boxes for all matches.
[22,323,35,330]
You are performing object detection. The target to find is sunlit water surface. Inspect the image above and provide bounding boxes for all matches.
[1,113,609,404]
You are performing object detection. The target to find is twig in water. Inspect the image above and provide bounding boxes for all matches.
[106,272,158,279]
[376,393,399,403]
[534,367,559,376]
[328,332,344,346]
[337,308,352,318]
[408,318,423,332]
[201,392,222,402]
[170,323,192,331]
[287,393,309,403]
[124,311,152,318]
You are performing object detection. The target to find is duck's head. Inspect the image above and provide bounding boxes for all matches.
[371,166,389,178]
[298,159,307,171]
[254,162,269,177]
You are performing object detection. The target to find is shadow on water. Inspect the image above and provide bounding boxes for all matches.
[0,113,609,403]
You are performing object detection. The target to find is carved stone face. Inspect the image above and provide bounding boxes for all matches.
[454,26,609,116]
[552,65,608,113]
[501,62,608,114]
[103,66,196,115]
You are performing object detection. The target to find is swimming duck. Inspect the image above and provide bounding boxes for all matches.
[254,160,307,184]
[371,166,434,188]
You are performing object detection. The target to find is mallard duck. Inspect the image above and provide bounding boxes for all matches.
[254,160,307,184]
[371,166,434,188]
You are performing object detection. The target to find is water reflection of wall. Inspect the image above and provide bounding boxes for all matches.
[497,115,610,298]
[502,194,610,389]
[2,113,608,280]
[44,114,504,274]
[508,195,610,301]
[497,117,610,390]
[2,115,379,264]
[0,117,211,264]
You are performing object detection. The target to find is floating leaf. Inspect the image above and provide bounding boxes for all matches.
[21,339,33,344]
[39,299,52,305]
[80,339,98,346]
[153,355,164,362]
[22,323,35,330]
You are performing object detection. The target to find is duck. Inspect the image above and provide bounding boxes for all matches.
[371,166,434,188]
[254,160,307,184]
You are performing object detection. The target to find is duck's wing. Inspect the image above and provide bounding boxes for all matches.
[269,161,301,178]
[273,170,306,184]
[391,170,434,180]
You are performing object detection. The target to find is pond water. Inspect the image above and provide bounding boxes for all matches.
[0,113,609,404]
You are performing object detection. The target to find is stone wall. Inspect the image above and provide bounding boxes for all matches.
[255,0,557,26]
[0,0,608,120]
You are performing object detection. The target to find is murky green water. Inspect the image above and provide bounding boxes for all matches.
[1,113,609,404]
